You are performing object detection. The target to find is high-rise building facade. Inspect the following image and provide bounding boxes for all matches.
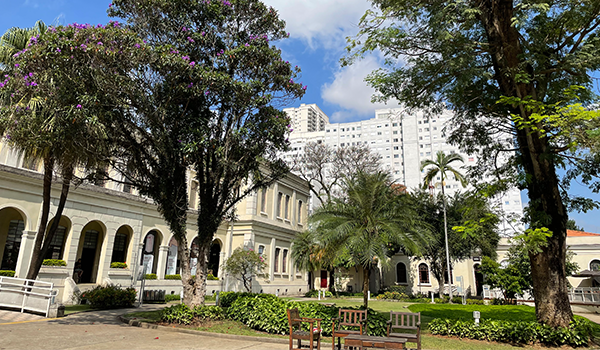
[284,104,524,235]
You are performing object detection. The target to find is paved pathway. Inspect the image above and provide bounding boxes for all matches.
[0,309,44,324]
[0,306,289,350]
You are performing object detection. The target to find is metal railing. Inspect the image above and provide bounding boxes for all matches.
[569,287,600,304]
[0,276,56,317]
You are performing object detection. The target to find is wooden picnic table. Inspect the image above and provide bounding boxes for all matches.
[343,334,407,349]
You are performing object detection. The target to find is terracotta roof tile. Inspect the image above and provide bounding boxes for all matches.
[567,229,600,237]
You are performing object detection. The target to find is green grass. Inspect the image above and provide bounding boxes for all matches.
[123,310,162,322]
[64,304,92,315]
[407,303,537,328]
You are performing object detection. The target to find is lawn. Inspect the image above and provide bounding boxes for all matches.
[64,304,92,315]
[407,303,537,327]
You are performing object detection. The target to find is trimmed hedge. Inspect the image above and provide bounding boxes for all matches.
[227,294,387,336]
[304,289,333,298]
[84,284,136,309]
[165,294,181,302]
[145,273,157,280]
[161,304,225,325]
[219,291,270,308]
[0,270,15,277]
[110,262,128,269]
[429,318,593,347]
[165,274,182,280]
[42,259,67,266]
[376,291,409,300]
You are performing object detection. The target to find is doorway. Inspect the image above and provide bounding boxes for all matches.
[320,270,328,289]
[474,264,484,296]
[79,230,99,283]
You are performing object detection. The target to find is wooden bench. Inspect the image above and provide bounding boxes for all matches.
[387,311,421,350]
[287,308,322,350]
[344,334,406,349]
[332,309,367,350]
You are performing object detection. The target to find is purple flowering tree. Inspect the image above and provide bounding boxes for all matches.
[109,0,305,306]
[0,23,150,280]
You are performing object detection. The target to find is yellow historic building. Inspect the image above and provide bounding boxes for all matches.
[0,143,311,303]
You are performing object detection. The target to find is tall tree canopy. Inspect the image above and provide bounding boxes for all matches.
[0,23,146,279]
[310,171,427,308]
[109,0,305,306]
[346,0,600,326]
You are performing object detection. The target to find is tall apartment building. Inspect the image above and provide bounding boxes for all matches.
[283,104,524,235]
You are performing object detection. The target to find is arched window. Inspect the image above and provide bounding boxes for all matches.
[418,263,429,284]
[165,237,180,275]
[208,241,221,277]
[45,226,67,260]
[140,230,160,274]
[590,260,600,271]
[1,220,24,270]
[111,232,129,264]
[396,262,407,284]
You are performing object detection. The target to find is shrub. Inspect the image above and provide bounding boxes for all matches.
[226,294,387,336]
[145,273,157,280]
[42,259,66,266]
[376,291,409,300]
[451,296,463,304]
[160,303,225,324]
[386,285,406,294]
[207,274,219,280]
[0,270,15,277]
[219,291,267,308]
[304,290,333,298]
[84,284,136,309]
[466,298,484,305]
[428,318,593,347]
[165,294,180,302]
[110,262,128,269]
[165,274,181,280]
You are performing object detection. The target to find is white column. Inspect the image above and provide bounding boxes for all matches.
[289,243,294,281]
[97,230,115,285]
[291,190,297,226]
[269,237,276,282]
[156,245,168,279]
[272,183,279,218]
[15,230,36,278]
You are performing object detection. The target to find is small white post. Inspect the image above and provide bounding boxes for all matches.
[431,292,434,303]
[318,290,321,300]
[473,311,480,326]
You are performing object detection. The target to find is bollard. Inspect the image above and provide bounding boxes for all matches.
[473,311,480,325]
[318,290,321,300]
[216,291,220,306]
[431,292,434,304]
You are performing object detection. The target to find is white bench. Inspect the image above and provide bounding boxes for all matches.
[0,276,56,317]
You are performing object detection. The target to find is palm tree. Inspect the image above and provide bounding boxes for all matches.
[291,230,323,291]
[420,151,467,300]
[0,21,47,71]
[310,171,426,308]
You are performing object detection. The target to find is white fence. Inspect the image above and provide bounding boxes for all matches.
[569,287,600,304]
[0,276,56,317]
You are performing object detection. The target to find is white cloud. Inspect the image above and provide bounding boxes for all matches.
[321,56,400,122]
[263,0,369,49]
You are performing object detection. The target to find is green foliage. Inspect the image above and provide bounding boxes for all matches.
[207,274,219,280]
[410,190,500,288]
[84,284,136,309]
[222,248,267,292]
[465,299,484,305]
[42,259,66,267]
[428,318,593,346]
[407,304,537,323]
[0,270,15,277]
[310,171,427,307]
[110,262,128,269]
[165,294,181,302]
[227,295,387,336]
[304,290,333,298]
[145,273,157,280]
[218,292,269,308]
[165,274,182,280]
[161,303,225,325]
[375,291,409,300]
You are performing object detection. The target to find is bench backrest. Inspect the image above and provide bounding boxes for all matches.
[389,311,420,330]
[338,309,367,328]
[287,308,301,329]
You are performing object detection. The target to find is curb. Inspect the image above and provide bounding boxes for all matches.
[118,315,289,345]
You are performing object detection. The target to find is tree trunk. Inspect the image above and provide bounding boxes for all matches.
[192,241,210,306]
[329,269,335,293]
[362,266,370,309]
[477,0,573,327]
[26,156,54,280]
[177,235,196,306]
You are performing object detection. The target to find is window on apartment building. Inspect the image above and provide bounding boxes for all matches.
[419,136,423,140]
[432,120,436,122]
[282,250,288,273]
[425,128,429,131]
[394,154,399,158]
[469,157,475,162]
[418,128,422,132]
[297,200,303,224]
[420,152,424,156]
[418,121,422,124]
[352,127,355,130]
[385,124,389,127]
[420,145,423,148]
[356,126,361,130]
[433,127,437,130]
[377,125,382,128]
[284,195,290,219]
[340,143,345,147]
[326,129,330,132]
[393,123,398,127]
[394,146,399,150]
[377,132,382,135]
[426,152,431,156]
[341,128,345,131]
[261,188,267,213]
[277,192,283,217]
[393,138,398,142]
[393,130,398,134]
[274,248,280,273]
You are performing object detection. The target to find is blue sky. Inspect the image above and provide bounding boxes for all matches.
[2,0,599,232]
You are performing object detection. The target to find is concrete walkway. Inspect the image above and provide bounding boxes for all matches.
[0,309,44,324]
[0,306,289,350]
[575,312,600,324]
